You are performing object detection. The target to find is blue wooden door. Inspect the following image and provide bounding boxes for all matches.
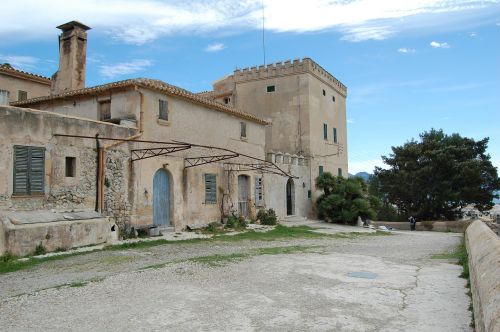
[153,169,170,227]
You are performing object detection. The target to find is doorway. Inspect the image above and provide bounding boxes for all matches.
[238,175,250,218]
[286,178,295,215]
[153,168,170,227]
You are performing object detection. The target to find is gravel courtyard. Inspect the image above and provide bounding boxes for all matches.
[0,222,471,331]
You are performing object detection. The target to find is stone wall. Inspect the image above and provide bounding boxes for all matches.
[465,220,500,332]
[103,149,132,228]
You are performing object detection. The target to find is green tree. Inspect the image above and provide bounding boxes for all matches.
[316,173,377,224]
[374,129,500,220]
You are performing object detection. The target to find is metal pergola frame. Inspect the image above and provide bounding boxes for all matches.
[54,134,295,178]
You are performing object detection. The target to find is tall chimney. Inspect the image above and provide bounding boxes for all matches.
[51,21,91,95]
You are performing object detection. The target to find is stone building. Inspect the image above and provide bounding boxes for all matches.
[205,58,348,214]
[0,21,348,255]
[0,63,51,104]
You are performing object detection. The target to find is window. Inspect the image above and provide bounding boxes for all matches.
[322,89,326,96]
[159,99,168,121]
[319,166,324,176]
[323,123,328,140]
[99,101,111,121]
[333,128,337,143]
[308,190,311,198]
[338,168,342,177]
[255,177,263,206]
[18,90,28,101]
[332,95,336,102]
[204,173,217,204]
[240,122,247,138]
[13,146,45,195]
[0,89,9,105]
[65,157,76,177]
[223,97,230,104]
[266,85,275,93]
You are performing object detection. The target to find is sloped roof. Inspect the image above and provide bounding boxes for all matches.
[11,78,269,125]
[0,63,51,85]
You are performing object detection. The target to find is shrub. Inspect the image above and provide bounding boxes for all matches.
[226,215,239,228]
[257,208,278,225]
[421,220,434,231]
[206,221,222,233]
[34,243,46,256]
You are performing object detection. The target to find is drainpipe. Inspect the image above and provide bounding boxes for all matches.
[95,134,101,212]
[100,86,145,213]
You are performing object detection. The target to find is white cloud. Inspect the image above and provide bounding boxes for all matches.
[204,43,225,52]
[99,59,153,78]
[0,54,39,70]
[469,32,477,37]
[430,41,450,48]
[347,118,355,124]
[0,1,498,44]
[397,47,416,54]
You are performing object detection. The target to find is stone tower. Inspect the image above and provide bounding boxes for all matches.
[51,21,91,95]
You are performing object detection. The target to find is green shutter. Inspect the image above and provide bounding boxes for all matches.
[319,166,324,176]
[323,124,327,140]
[13,146,44,195]
[204,174,217,204]
[30,147,45,193]
[13,146,29,194]
[333,128,337,143]
[255,177,263,205]
[159,99,168,120]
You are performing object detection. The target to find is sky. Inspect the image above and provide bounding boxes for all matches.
[1,0,499,175]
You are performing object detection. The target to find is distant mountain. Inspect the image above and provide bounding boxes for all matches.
[349,172,372,181]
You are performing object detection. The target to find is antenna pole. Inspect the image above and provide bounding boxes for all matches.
[262,0,266,66]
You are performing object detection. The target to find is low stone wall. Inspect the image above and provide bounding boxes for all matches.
[1,217,112,256]
[465,220,500,332]
[372,220,471,232]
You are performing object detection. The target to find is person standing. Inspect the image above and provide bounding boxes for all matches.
[408,216,416,231]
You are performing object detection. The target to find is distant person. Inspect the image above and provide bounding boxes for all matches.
[408,216,416,231]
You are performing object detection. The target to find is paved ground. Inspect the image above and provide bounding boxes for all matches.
[0,221,472,331]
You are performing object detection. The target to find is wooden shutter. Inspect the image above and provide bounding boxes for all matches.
[99,101,111,121]
[30,147,45,194]
[159,99,168,120]
[204,174,217,204]
[13,146,29,194]
[255,177,263,206]
[13,146,44,195]
[240,122,246,138]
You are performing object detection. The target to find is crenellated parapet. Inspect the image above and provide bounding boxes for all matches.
[230,58,347,96]
[266,150,308,167]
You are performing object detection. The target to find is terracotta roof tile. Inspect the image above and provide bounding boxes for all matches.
[11,78,269,125]
[0,63,51,84]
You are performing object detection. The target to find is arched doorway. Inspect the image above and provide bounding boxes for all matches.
[286,178,295,216]
[238,175,250,218]
[153,168,170,227]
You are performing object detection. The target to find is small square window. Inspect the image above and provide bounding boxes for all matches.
[65,157,76,177]
[224,97,230,104]
[240,122,247,138]
[266,85,275,93]
[322,89,326,96]
[18,90,28,101]
[159,99,168,121]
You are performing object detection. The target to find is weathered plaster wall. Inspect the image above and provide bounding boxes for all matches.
[465,220,500,332]
[28,89,140,122]
[0,106,134,222]
[0,74,50,103]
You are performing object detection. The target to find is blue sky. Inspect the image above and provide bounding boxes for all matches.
[1,0,499,174]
